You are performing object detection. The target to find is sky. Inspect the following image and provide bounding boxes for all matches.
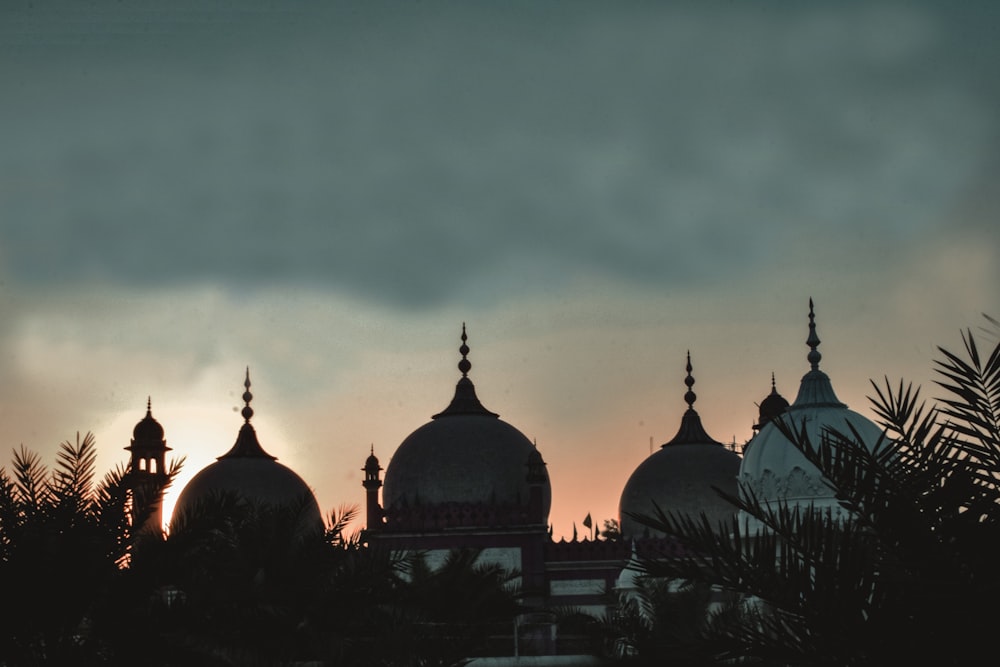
[0,0,997,538]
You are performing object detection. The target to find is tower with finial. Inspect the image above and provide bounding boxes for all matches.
[125,398,171,533]
[362,445,383,532]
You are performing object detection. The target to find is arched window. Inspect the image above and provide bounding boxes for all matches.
[139,459,147,472]
[150,459,157,474]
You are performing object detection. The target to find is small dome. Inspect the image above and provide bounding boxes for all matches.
[382,326,551,524]
[132,398,165,443]
[172,371,322,530]
[754,374,790,431]
[619,353,741,538]
[739,301,883,520]
[364,448,381,474]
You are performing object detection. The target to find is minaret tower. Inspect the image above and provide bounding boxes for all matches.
[362,445,383,531]
[125,398,171,533]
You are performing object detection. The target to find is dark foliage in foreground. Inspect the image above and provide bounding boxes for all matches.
[633,316,1000,666]
[0,441,526,666]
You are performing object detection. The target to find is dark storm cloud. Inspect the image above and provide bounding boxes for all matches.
[1,1,997,306]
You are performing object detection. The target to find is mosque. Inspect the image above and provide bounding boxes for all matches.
[125,301,884,621]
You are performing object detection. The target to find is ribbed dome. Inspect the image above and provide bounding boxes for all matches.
[172,371,322,530]
[739,301,883,520]
[619,353,740,538]
[382,327,552,523]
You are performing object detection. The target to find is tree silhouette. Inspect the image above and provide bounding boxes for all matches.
[0,432,180,664]
[632,316,1000,666]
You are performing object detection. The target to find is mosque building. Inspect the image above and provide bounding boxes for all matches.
[125,301,885,632]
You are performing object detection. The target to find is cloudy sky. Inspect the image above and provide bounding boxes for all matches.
[1,0,997,536]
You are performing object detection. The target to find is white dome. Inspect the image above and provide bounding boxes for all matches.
[738,302,884,523]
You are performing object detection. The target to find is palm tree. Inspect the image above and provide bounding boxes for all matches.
[0,432,181,664]
[108,493,348,666]
[631,316,1000,666]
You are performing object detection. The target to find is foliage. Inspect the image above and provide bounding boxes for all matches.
[0,430,528,667]
[632,317,1000,666]
[393,548,524,664]
[602,578,745,666]
[0,432,180,664]
[601,518,622,541]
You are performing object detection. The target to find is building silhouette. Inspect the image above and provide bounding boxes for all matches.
[125,398,170,534]
[171,369,323,532]
[131,301,885,650]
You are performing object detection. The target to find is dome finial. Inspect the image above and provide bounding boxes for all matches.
[433,324,498,418]
[683,350,697,409]
[807,298,822,371]
[458,322,471,377]
[242,367,254,423]
[771,372,777,392]
[146,396,153,417]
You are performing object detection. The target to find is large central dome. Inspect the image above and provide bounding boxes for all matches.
[382,327,551,524]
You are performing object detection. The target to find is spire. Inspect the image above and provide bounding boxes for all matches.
[219,368,276,460]
[433,324,498,418]
[790,300,846,409]
[458,323,472,377]
[683,350,696,409]
[241,367,254,423]
[662,352,722,447]
[807,297,822,371]
[146,396,153,418]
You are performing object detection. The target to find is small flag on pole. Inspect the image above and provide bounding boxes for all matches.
[582,513,592,529]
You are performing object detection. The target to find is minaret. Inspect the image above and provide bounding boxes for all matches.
[125,398,171,533]
[525,443,548,526]
[362,445,383,531]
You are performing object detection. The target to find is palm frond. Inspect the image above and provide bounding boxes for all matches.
[52,432,98,517]
[933,324,1000,471]
[324,503,359,547]
[11,444,50,510]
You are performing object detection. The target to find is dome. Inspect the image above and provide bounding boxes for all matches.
[754,374,790,431]
[739,301,884,520]
[132,398,165,443]
[619,353,740,538]
[172,371,322,530]
[381,326,552,524]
